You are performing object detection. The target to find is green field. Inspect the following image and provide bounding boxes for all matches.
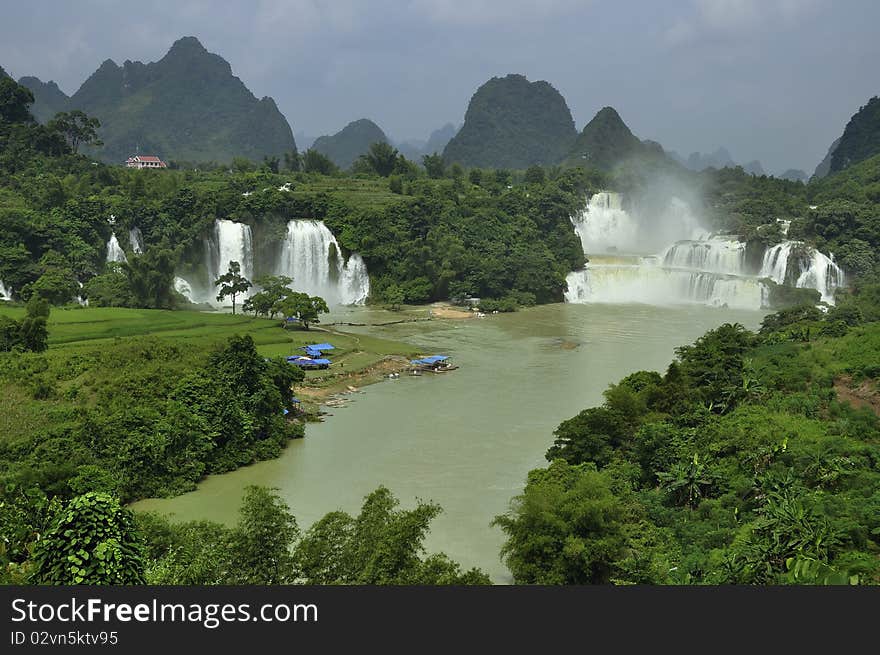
[0,304,419,365]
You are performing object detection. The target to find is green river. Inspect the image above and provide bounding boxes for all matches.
[133,302,765,582]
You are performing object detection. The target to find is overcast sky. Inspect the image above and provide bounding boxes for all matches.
[1,0,878,173]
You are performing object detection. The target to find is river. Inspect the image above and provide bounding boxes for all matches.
[132,302,765,582]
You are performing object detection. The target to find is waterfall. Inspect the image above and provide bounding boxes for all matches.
[275,220,370,305]
[795,249,844,304]
[759,242,794,284]
[565,191,844,309]
[174,276,195,303]
[571,192,707,256]
[662,238,747,276]
[0,280,11,301]
[129,227,144,254]
[760,240,844,303]
[565,257,766,310]
[207,219,254,287]
[106,233,127,263]
[570,192,640,254]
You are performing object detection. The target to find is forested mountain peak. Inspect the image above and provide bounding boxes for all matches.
[311,118,389,169]
[829,96,880,174]
[20,36,296,165]
[442,73,577,168]
[565,105,647,170]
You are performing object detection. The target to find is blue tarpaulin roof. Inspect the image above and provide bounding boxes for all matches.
[310,358,332,365]
[301,343,335,351]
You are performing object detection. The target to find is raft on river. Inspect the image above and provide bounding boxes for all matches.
[410,355,458,373]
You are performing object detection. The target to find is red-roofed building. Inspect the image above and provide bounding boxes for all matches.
[125,155,167,169]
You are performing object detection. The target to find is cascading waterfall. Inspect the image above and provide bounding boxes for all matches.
[106,233,127,263]
[565,191,842,309]
[759,242,794,284]
[0,280,11,301]
[174,219,255,306]
[662,238,747,276]
[570,192,641,254]
[129,227,144,254]
[275,220,369,305]
[760,241,844,303]
[211,219,254,284]
[174,277,195,302]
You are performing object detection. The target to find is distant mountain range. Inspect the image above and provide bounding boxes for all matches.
[17,36,296,164]
[11,35,877,176]
[666,147,770,177]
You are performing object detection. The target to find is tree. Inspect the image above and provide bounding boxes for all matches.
[126,247,177,309]
[525,165,546,184]
[385,284,405,311]
[19,315,48,352]
[302,148,338,175]
[279,292,328,329]
[493,461,633,584]
[46,110,103,154]
[215,261,252,315]
[30,492,145,585]
[0,75,35,124]
[262,155,280,173]
[294,486,490,584]
[362,142,399,177]
[226,486,299,584]
[422,153,445,179]
[283,148,301,172]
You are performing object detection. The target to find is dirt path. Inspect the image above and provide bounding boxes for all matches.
[834,375,880,416]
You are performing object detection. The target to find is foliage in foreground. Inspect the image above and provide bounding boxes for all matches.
[497,289,880,585]
[141,486,489,586]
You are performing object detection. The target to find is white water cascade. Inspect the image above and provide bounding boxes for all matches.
[566,191,765,309]
[175,220,255,306]
[129,227,144,254]
[174,276,195,303]
[565,191,844,308]
[106,233,127,263]
[0,280,11,301]
[209,219,254,284]
[760,241,844,303]
[275,220,370,305]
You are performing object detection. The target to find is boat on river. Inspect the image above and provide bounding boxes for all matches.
[410,355,458,373]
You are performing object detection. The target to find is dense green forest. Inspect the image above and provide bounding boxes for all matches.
[496,285,880,584]
[4,61,880,586]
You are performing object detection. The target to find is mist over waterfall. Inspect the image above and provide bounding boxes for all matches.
[565,191,842,309]
[275,220,370,305]
[106,233,127,263]
[571,192,705,256]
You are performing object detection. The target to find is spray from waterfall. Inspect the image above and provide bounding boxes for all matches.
[0,280,11,301]
[106,233,127,263]
[565,191,842,309]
